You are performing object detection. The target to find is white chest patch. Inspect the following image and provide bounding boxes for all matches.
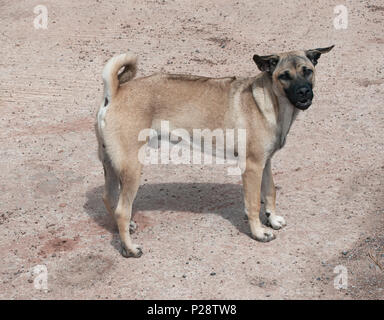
[97,100,108,133]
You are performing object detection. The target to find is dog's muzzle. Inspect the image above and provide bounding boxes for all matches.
[295,100,312,110]
[294,85,313,110]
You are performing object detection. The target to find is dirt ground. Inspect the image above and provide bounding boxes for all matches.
[0,0,383,300]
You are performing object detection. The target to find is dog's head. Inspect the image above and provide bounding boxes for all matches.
[253,46,334,110]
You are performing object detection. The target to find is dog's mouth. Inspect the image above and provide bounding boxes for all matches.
[295,100,312,110]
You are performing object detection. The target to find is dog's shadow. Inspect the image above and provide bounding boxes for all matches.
[84,183,258,245]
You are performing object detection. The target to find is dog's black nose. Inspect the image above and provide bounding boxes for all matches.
[296,86,311,99]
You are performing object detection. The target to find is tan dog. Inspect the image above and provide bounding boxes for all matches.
[96,46,334,258]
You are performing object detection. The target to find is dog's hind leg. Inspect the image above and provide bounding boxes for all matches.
[114,161,142,258]
[102,156,119,219]
[101,146,137,233]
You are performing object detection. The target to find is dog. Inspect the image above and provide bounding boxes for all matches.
[95,46,334,258]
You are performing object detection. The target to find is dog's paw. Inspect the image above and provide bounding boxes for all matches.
[129,221,137,234]
[121,244,143,258]
[252,228,276,242]
[267,215,286,230]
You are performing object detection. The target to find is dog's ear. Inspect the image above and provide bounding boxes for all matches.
[253,54,280,74]
[305,45,334,66]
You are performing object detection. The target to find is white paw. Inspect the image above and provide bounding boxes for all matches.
[252,227,276,242]
[268,215,286,230]
[121,243,143,258]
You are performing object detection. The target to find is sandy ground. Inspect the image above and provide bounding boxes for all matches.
[0,0,383,299]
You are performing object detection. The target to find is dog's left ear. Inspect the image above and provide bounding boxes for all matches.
[253,54,280,74]
[305,45,335,66]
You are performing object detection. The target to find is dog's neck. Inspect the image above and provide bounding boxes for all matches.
[251,73,299,149]
[275,95,299,148]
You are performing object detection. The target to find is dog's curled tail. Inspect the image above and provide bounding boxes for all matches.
[102,53,137,99]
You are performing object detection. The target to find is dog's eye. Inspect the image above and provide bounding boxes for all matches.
[278,72,291,81]
[303,68,313,77]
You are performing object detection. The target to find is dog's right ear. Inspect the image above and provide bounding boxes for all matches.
[253,54,280,74]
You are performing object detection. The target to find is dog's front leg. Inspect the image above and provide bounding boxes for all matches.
[261,159,286,230]
[242,157,275,242]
